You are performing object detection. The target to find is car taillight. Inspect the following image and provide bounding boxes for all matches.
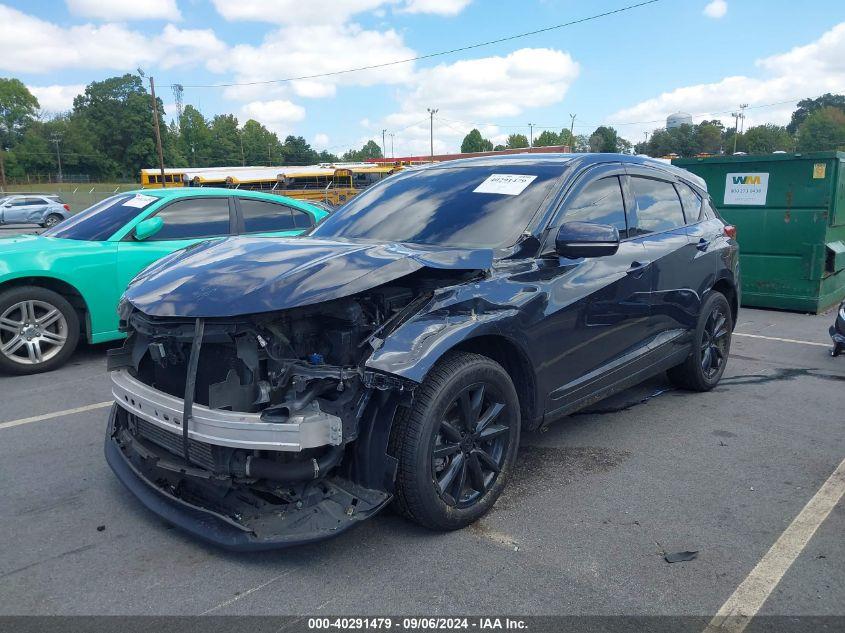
[723,225,736,239]
[63,204,70,211]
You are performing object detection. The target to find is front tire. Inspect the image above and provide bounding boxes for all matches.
[0,286,80,375]
[391,351,520,531]
[668,290,733,391]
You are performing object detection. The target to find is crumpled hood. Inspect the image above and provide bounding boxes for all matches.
[124,236,493,317]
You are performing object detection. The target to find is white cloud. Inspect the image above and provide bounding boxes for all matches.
[313,133,330,148]
[401,0,471,16]
[703,0,727,19]
[66,0,181,21]
[27,84,85,113]
[210,0,471,24]
[0,5,225,73]
[241,99,306,136]
[218,22,416,102]
[210,0,389,25]
[381,48,579,154]
[607,22,845,139]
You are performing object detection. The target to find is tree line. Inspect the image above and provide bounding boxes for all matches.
[0,74,385,183]
[460,94,845,158]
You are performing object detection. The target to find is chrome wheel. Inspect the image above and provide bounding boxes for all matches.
[0,299,68,365]
[44,215,60,227]
[432,382,511,509]
[700,306,729,379]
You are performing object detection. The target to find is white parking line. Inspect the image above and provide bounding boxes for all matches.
[704,455,845,633]
[733,332,831,348]
[0,401,112,430]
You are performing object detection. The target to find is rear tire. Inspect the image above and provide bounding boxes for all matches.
[0,286,80,375]
[667,290,732,391]
[390,351,520,531]
[42,214,63,228]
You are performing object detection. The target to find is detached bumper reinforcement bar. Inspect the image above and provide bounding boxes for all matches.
[110,369,342,452]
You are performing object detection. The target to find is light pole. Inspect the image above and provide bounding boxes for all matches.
[528,123,534,148]
[427,108,438,160]
[50,133,63,183]
[389,133,395,159]
[381,129,387,160]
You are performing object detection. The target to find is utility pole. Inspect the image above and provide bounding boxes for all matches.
[239,131,245,166]
[268,142,272,164]
[50,133,63,183]
[568,114,577,152]
[731,104,747,154]
[427,108,438,160]
[139,69,167,187]
[381,129,387,160]
[528,123,534,148]
[0,147,7,189]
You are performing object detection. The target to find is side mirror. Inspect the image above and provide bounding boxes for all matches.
[134,217,164,241]
[555,221,620,258]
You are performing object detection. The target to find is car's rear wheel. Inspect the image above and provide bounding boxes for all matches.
[667,290,732,391]
[0,286,80,375]
[42,214,63,228]
[391,351,520,531]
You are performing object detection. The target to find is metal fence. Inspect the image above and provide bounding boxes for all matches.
[0,184,141,212]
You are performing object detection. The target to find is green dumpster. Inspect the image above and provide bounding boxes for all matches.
[673,151,845,313]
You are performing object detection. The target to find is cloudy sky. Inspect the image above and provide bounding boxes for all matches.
[2,0,844,156]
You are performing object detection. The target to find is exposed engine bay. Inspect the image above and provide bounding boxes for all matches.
[106,268,480,548]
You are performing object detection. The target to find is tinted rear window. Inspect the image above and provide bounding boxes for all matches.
[312,165,564,248]
[42,194,156,241]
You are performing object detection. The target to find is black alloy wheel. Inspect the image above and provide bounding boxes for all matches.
[432,382,510,508]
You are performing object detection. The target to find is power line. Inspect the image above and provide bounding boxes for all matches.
[165,1,660,89]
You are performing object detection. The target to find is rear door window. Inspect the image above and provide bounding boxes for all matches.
[150,198,232,240]
[676,182,703,223]
[630,176,686,234]
[240,199,300,233]
[563,176,628,238]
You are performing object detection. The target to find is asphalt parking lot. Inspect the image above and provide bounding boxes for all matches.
[0,304,843,621]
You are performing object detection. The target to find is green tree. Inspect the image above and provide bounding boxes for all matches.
[460,128,493,152]
[588,126,620,152]
[533,130,560,147]
[240,119,282,165]
[282,135,319,165]
[788,94,845,134]
[694,120,724,155]
[743,124,793,154]
[796,107,845,152]
[505,133,529,149]
[341,140,383,161]
[0,77,39,148]
[317,149,339,162]
[72,73,164,178]
[208,114,241,166]
[178,105,212,167]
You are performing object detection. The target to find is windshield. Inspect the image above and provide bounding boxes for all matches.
[42,193,158,241]
[311,165,565,248]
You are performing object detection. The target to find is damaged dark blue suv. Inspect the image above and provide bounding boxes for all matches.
[105,154,740,550]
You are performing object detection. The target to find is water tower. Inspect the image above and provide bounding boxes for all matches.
[666,112,693,129]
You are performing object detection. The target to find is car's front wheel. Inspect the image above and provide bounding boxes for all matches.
[391,351,520,531]
[0,286,80,375]
[668,290,733,391]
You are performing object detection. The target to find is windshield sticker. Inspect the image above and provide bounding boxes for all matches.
[123,194,158,209]
[473,174,537,196]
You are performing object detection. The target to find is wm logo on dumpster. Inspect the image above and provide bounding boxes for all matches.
[732,175,762,185]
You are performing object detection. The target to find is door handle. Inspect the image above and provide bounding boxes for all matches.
[626,260,650,278]
[696,238,711,252]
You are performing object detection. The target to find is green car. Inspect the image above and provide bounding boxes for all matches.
[0,188,327,375]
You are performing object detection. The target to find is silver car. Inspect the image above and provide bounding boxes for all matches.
[0,194,71,228]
